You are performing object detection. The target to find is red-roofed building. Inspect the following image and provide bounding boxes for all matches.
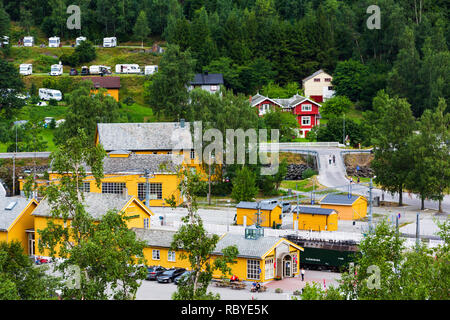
[82,76,121,101]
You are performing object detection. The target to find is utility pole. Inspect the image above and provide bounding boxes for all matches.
[12,123,17,196]
[368,177,373,232]
[144,169,150,208]
[416,212,420,250]
[343,114,345,146]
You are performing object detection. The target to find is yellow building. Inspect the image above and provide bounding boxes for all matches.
[134,226,304,283]
[292,206,338,231]
[83,76,120,101]
[32,193,153,257]
[236,201,282,228]
[0,196,38,255]
[319,194,367,220]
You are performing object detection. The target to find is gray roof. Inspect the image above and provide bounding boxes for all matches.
[85,153,182,174]
[302,69,331,83]
[237,201,280,211]
[250,93,320,109]
[320,194,363,205]
[0,196,34,232]
[191,73,224,85]
[292,206,336,215]
[213,233,283,258]
[133,228,177,248]
[32,193,134,220]
[97,122,193,152]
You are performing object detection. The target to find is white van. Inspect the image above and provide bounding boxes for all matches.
[39,88,62,101]
[23,36,34,47]
[115,64,141,74]
[144,65,158,75]
[50,62,63,76]
[19,64,33,76]
[89,65,111,75]
[1,36,9,46]
[103,37,117,47]
[48,36,60,47]
[75,36,86,46]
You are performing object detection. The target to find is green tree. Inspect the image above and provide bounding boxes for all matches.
[37,130,147,300]
[320,95,352,118]
[0,241,60,300]
[367,91,416,206]
[19,7,33,35]
[316,117,365,146]
[0,58,25,119]
[231,166,258,203]
[146,44,195,119]
[0,2,10,37]
[167,168,239,300]
[74,40,96,63]
[262,109,299,142]
[133,10,150,48]
[332,59,368,102]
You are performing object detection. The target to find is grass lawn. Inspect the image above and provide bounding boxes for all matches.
[120,103,155,122]
[280,176,323,193]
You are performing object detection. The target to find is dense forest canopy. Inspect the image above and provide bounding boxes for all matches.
[0,0,448,116]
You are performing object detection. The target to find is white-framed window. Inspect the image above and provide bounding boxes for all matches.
[301,104,312,112]
[138,183,163,201]
[102,182,126,194]
[79,182,90,193]
[152,249,160,260]
[265,258,274,280]
[260,103,271,114]
[190,150,195,160]
[168,251,176,262]
[247,259,260,280]
[292,253,298,274]
[325,78,332,82]
[301,116,311,126]
[210,85,218,91]
[143,218,149,229]
[314,78,320,82]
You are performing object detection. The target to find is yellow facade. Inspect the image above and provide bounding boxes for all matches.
[293,212,338,231]
[34,196,152,257]
[0,199,38,254]
[321,196,367,220]
[142,237,302,283]
[236,206,282,228]
[91,88,119,101]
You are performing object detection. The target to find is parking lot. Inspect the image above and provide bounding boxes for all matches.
[136,270,341,300]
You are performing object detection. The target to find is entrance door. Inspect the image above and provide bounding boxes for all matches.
[28,232,35,256]
[283,255,292,277]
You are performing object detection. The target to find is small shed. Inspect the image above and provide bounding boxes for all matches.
[292,206,338,231]
[319,194,367,220]
[82,76,121,101]
[236,201,282,228]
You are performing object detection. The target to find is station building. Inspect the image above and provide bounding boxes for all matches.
[292,206,338,231]
[319,194,367,220]
[235,201,282,228]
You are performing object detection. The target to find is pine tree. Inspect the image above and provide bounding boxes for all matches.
[133,10,150,48]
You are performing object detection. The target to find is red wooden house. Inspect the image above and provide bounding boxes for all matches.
[250,93,322,138]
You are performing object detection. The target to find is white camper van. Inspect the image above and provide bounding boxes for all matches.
[115,64,141,74]
[75,36,86,46]
[50,62,63,76]
[89,65,111,75]
[48,36,60,47]
[23,36,34,47]
[1,36,9,46]
[39,88,62,101]
[103,37,117,47]
[19,64,33,76]
[144,65,158,75]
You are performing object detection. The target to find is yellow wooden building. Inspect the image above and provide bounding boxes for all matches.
[236,201,282,228]
[134,226,304,283]
[0,196,38,255]
[32,193,153,257]
[319,194,367,220]
[83,76,120,101]
[292,206,338,231]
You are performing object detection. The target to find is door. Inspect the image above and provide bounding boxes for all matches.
[284,261,291,277]
[28,232,35,256]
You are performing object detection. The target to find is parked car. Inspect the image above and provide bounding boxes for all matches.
[281,201,291,213]
[156,268,186,283]
[174,270,192,285]
[146,266,166,280]
[69,68,78,76]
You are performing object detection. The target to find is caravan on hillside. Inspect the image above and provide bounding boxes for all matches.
[48,36,60,47]
[75,36,86,46]
[19,64,33,76]
[39,88,62,101]
[23,36,34,47]
[103,37,117,47]
[89,65,111,75]
[1,36,9,47]
[115,64,141,74]
[144,65,158,75]
[50,62,63,76]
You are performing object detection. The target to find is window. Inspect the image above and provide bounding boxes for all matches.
[247,259,260,280]
[301,104,312,112]
[261,104,270,113]
[168,251,176,262]
[102,182,126,194]
[138,183,163,201]
[79,182,90,193]
[328,86,333,90]
[210,85,218,91]
[265,258,274,280]
[143,218,149,229]
[325,78,332,82]
[314,78,320,82]
[301,116,311,126]
[152,250,160,260]
[190,150,195,160]
[167,151,172,155]
[292,253,298,274]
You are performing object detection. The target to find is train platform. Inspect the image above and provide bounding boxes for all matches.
[264,270,341,293]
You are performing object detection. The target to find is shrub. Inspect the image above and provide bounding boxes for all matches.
[293,289,302,296]
[75,40,96,63]
[48,99,58,106]
[275,288,283,293]
[301,168,317,180]
[123,96,135,106]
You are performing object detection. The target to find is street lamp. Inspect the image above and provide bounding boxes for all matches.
[207,153,215,205]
